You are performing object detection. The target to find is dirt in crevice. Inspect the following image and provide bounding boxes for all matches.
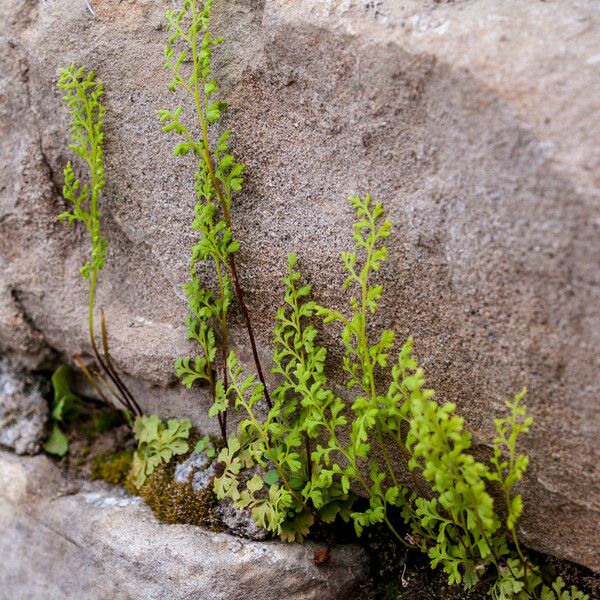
[58,400,134,481]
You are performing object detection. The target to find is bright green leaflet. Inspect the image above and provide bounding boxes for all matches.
[131,415,192,489]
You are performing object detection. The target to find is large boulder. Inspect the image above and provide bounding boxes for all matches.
[0,451,368,599]
[0,0,598,571]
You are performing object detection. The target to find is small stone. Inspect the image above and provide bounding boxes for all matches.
[216,498,270,541]
[0,359,49,455]
[173,449,211,484]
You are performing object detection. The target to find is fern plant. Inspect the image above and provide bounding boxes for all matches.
[159,0,270,441]
[488,389,533,568]
[211,255,353,540]
[57,65,141,419]
[211,195,587,600]
[131,415,192,488]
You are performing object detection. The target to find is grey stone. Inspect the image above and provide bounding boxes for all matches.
[173,449,212,484]
[0,359,48,454]
[0,0,598,571]
[217,498,270,542]
[0,451,369,600]
[192,465,216,492]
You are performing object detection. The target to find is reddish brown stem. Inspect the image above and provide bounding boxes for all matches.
[210,373,226,441]
[227,254,272,409]
[99,309,143,417]
[198,123,272,411]
[89,340,134,414]
[220,341,228,437]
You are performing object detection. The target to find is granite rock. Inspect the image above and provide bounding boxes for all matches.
[0,451,368,600]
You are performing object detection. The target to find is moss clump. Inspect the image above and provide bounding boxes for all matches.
[91,449,134,486]
[127,462,220,530]
[93,427,220,530]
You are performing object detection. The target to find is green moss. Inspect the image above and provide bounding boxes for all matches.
[130,462,220,530]
[90,427,221,530]
[93,409,123,433]
[91,449,134,486]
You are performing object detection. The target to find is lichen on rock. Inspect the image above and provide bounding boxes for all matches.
[174,447,270,540]
[0,358,48,455]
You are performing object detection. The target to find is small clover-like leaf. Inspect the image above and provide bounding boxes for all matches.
[131,415,191,488]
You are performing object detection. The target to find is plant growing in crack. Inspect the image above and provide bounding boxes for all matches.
[57,65,141,419]
[50,4,587,598]
[43,365,82,457]
[131,414,192,489]
[213,195,588,600]
[159,0,271,441]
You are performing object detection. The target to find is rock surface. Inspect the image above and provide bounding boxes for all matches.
[0,451,368,599]
[0,359,48,454]
[0,0,598,571]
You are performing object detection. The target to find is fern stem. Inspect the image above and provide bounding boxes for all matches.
[240,397,308,511]
[87,275,133,414]
[198,321,224,440]
[512,528,529,578]
[375,434,399,488]
[384,514,413,549]
[392,432,432,500]
[99,309,142,416]
[188,0,272,410]
[503,420,529,580]
[313,402,373,498]
[359,206,378,401]
[87,281,139,417]
[214,256,229,436]
[74,355,111,405]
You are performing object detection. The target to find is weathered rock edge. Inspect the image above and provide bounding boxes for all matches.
[0,451,368,600]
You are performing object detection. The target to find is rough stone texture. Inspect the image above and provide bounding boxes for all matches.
[216,498,270,542]
[0,359,48,454]
[0,0,598,571]
[173,449,213,485]
[0,451,368,599]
